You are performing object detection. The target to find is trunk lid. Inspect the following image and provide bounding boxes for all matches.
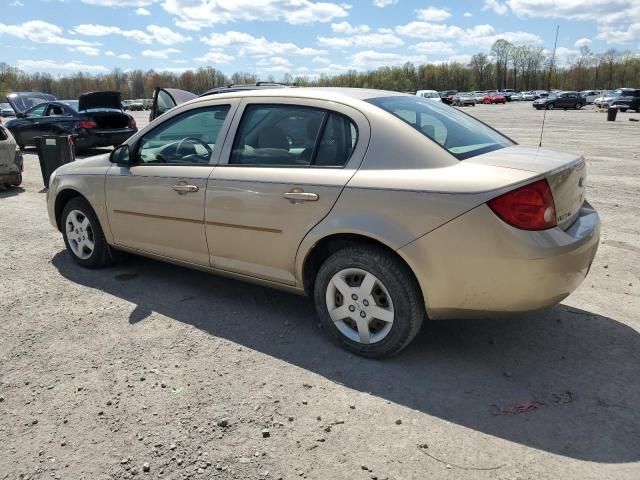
[468,145,587,229]
[79,91,122,111]
[6,91,57,114]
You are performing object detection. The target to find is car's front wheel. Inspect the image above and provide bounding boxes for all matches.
[314,246,425,358]
[61,197,114,268]
[575,103,582,110]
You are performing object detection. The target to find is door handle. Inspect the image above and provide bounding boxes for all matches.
[283,190,319,202]
[172,184,199,193]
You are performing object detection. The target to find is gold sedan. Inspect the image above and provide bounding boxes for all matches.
[47,88,600,357]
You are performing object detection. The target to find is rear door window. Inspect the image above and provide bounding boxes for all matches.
[229,104,357,167]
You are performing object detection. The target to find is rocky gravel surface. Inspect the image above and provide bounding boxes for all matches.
[1,103,639,479]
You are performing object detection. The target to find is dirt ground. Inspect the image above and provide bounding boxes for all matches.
[1,102,639,480]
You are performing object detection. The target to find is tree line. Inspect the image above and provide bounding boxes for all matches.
[1,40,638,101]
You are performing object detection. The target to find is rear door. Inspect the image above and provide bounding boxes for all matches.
[205,98,370,285]
[150,87,198,121]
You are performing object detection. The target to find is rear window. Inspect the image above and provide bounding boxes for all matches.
[367,96,513,160]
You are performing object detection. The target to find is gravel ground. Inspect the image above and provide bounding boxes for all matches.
[1,103,639,480]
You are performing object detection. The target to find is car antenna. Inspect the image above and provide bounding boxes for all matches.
[539,24,560,148]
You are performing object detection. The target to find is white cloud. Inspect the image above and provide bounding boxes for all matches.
[483,0,509,15]
[104,50,133,59]
[135,7,151,15]
[10,1,24,6]
[72,45,100,56]
[161,0,348,30]
[464,12,472,17]
[412,41,456,55]
[16,59,109,73]
[82,0,155,5]
[350,50,423,67]
[331,21,370,34]
[200,31,326,57]
[72,24,191,45]
[318,32,404,49]
[416,7,451,22]
[0,20,95,46]
[574,38,592,48]
[194,51,234,63]
[396,21,542,50]
[312,56,331,64]
[373,0,397,7]
[142,48,180,59]
[257,56,293,72]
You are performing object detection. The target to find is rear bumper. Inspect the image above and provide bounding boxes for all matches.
[398,201,600,319]
[74,128,136,150]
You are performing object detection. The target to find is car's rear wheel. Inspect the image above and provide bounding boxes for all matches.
[61,197,113,268]
[620,108,628,112]
[314,246,425,358]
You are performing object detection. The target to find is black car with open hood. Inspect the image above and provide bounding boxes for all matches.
[4,91,137,151]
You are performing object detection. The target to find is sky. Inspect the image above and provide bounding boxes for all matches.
[0,0,639,78]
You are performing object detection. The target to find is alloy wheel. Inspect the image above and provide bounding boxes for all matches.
[325,268,395,344]
[66,209,95,260]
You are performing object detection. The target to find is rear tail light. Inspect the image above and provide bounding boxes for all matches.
[129,117,137,129]
[487,179,556,231]
[76,120,97,129]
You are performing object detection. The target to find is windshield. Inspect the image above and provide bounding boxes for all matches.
[61,100,79,111]
[547,93,559,99]
[367,96,513,160]
[610,90,623,97]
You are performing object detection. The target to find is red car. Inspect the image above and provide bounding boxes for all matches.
[483,92,506,104]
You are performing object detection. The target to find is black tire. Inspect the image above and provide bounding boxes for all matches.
[313,246,425,358]
[61,197,114,268]
[635,106,640,113]
[18,144,25,151]
[547,103,555,110]
[620,108,628,113]
[575,103,582,110]
[11,173,22,187]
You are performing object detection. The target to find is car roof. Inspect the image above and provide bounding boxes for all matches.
[192,87,407,104]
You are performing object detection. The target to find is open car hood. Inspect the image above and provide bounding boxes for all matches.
[6,92,57,114]
[78,91,122,111]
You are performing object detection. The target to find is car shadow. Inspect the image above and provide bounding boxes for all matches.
[0,185,25,198]
[51,251,639,464]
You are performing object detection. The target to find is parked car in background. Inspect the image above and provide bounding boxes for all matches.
[46,87,599,358]
[415,90,442,102]
[439,90,457,105]
[483,92,506,104]
[0,124,23,187]
[127,100,146,111]
[473,91,486,102]
[520,91,536,101]
[533,91,585,110]
[4,91,137,151]
[594,88,640,112]
[510,92,523,101]
[0,103,16,118]
[499,89,516,101]
[533,91,549,100]
[579,90,600,104]
[452,92,476,106]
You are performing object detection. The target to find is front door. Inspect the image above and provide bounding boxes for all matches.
[106,102,236,266]
[205,99,369,285]
[150,87,197,121]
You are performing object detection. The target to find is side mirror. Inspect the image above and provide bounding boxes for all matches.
[16,112,25,119]
[110,144,131,165]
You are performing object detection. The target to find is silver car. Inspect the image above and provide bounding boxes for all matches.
[47,88,600,357]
